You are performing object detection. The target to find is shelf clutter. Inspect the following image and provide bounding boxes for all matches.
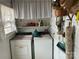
[15,18,50,33]
[51,1,77,59]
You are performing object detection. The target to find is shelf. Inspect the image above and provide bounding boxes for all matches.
[17,26,50,33]
[17,26,49,28]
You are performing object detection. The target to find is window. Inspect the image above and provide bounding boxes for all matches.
[13,0,51,19]
[1,5,16,34]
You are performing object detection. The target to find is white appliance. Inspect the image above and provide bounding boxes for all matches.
[11,34,53,59]
[11,35,32,59]
[34,35,53,59]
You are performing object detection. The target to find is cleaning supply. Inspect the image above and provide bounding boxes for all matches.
[76,11,79,23]
[57,41,65,52]
[57,35,65,52]
[32,29,40,37]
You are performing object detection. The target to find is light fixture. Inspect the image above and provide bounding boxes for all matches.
[53,0,56,1]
